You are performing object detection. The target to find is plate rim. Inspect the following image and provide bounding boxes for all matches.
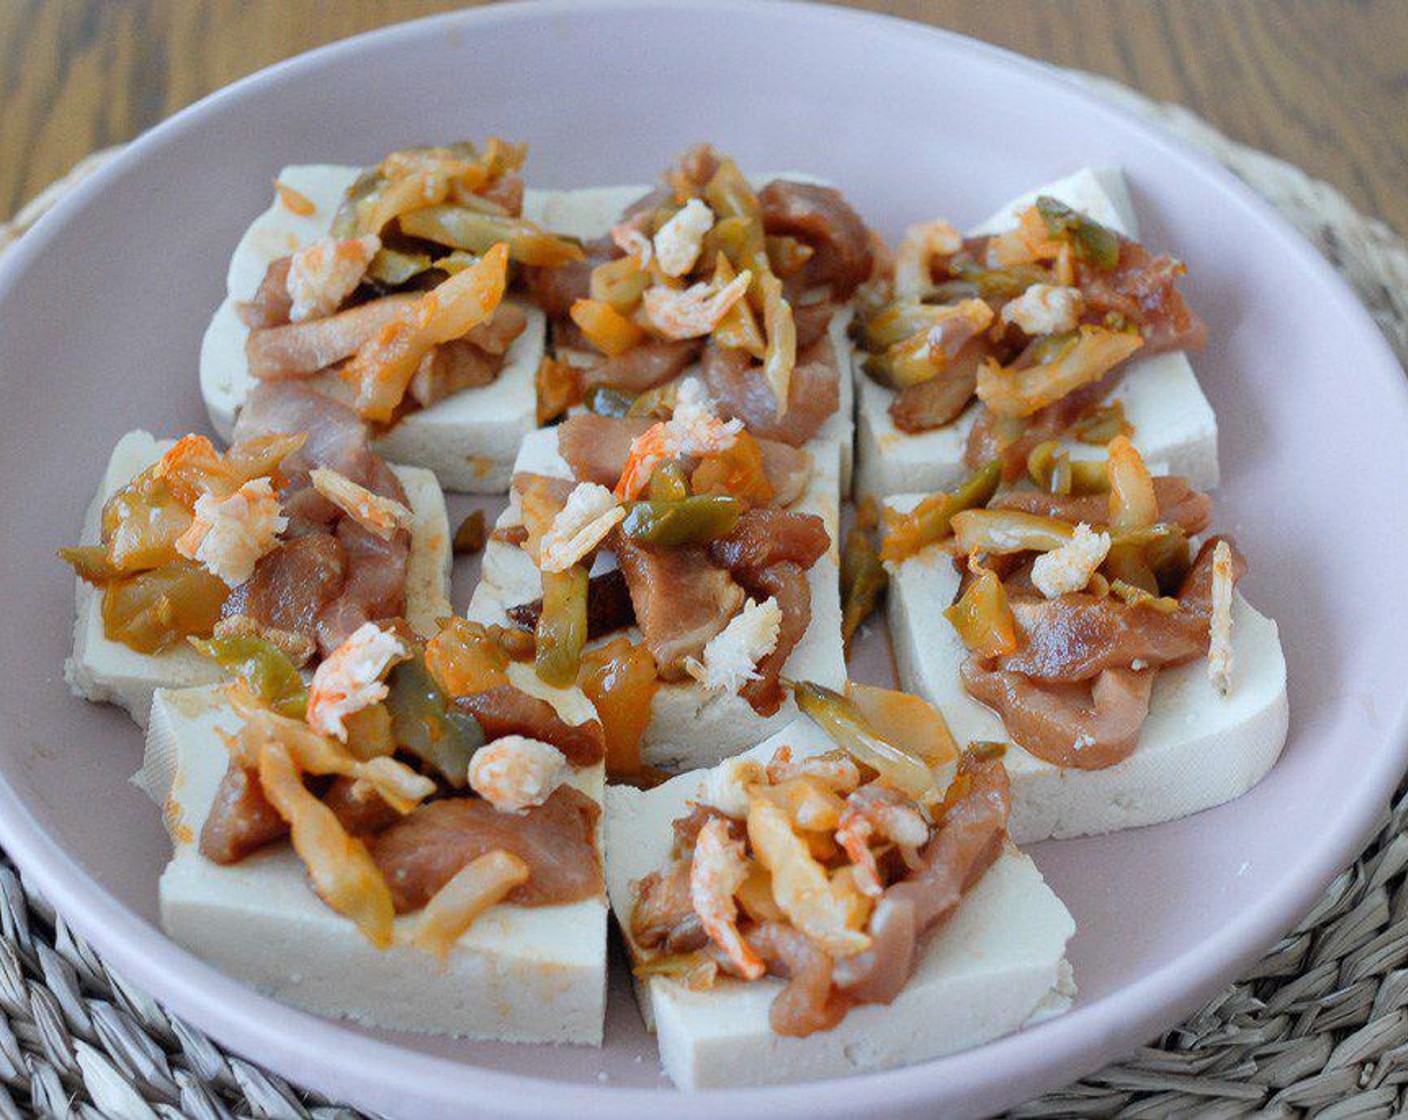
[2,1,1406,1116]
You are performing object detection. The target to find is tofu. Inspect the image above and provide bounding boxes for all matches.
[603,721,1076,1089]
[467,429,846,771]
[883,503,1290,843]
[138,685,608,1043]
[538,176,856,491]
[853,167,1219,499]
[64,431,452,728]
[198,164,549,494]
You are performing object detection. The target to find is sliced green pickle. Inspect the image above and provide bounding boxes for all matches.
[384,653,483,785]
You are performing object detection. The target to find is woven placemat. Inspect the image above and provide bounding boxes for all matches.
[3,72,1406,1119]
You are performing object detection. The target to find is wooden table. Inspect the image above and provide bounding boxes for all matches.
[2,0,1406,235]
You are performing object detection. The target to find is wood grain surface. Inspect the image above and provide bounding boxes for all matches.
[1,1,1405,233]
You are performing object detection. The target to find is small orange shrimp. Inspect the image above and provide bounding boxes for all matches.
[467,735,569,813]
[306,622,407,741]
[610,217,653,267]
[835,814,882,897]
[690,817,765,980]
[309,467,413,541]
[614,422,674,500]
[174,477,286,587]
[288,234,381,323]
[642,270,752,340]
[766,748,862,793]
[835,784,931,898]
[614,408,741,500]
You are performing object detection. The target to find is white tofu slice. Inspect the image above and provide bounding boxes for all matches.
[64,431,452,728]
[603,721,1076,1090]
[884,500,1289,843]
[198,164,549,493]
[853,167,1219,499]
[138,685,608,1043]
[466,429,846,771]
[538,176,856,490]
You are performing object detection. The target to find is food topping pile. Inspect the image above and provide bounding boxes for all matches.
[630,681,1009,1036]
[64,380,425,663]
[854,197,1205,475]
[197,616,604,952]
[244,140,575,425]
[884,435,1241,768]
[503,378,833,778]
[527,144,876,446]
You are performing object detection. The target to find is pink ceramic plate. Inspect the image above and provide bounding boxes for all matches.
[1,3,1405,1116]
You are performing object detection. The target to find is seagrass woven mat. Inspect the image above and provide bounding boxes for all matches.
[2,70,1407,1120]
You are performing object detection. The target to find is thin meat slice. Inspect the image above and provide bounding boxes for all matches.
[615,539,745,679]
[277,485,342,538]
[360,454,410,506]
[237,258,293,329]
[579,340,700,394]
[961,538,1243,764]
[746,920,852,1037]
[557,414,653,487]
[521,237,613,319]
[455,686,606,765]
[758,180,873,299]
[672,803,745,848]
[734,562,810,716]
[889,340,988,433]
[631,860,707,954]
[221,533,346,648]
[835,753,1010,1005]
[522,257,594,319]
[237,381,408,536]
[1077,239,1206,354]
[246,294,419,380]
[999,594,1206,682]
[639,808,744,952]
[408,338,499,408]
[792,300,838,352]
[890,366,979,433]
[322,776,400,836]
[464,302,529,356]
[756,441,813,508]
[370,785,602,912]
[316,518,409,654]
[961,663,1155,769]
[235,382,381,493]
[995,535,1244,683]
[230,380,414,656]
[198,762,288,864]
[390,285,528,408]
[991,476,1212,536]
[701,339,840,447]
[709,509,830,573]
[1178,535,1246,613]
[511,471,577,509]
